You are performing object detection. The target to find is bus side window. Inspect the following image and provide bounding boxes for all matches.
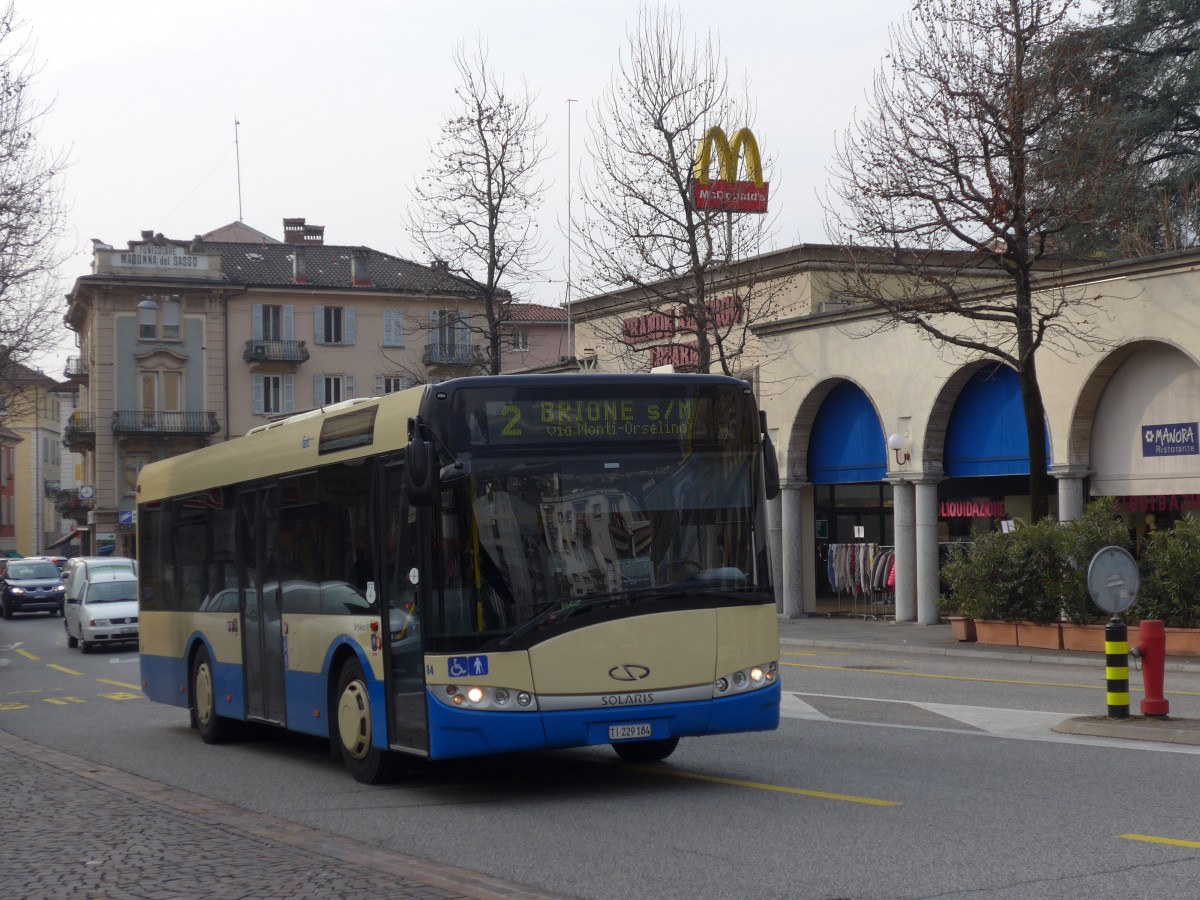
[385,467,420,620]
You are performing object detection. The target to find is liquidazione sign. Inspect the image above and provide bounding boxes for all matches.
[1141,422,1199,457]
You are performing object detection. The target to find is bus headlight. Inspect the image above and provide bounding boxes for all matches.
[434,685,539,711]
[713,661,777,697]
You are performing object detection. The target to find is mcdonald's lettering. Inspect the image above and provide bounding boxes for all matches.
[623,296,745,342]
[692,126,769,213]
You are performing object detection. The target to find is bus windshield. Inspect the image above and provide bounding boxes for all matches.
[427,444,768,650]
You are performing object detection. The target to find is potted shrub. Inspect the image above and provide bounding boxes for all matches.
[940,529,1019,645]
[1138,514,1200,655]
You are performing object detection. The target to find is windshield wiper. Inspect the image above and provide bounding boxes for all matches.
[497,582,770,649]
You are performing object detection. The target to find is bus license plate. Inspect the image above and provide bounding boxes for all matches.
[608,723,652,741]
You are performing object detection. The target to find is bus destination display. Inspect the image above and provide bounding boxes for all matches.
[479,396,700,442]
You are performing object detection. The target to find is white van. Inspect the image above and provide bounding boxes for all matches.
[63,556,137,603]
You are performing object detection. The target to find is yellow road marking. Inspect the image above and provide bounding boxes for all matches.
[98,692,141,701]
[98,679,140,690]
[44,697,86,706]
[1120,833,1200,850]
[637,766,899,806]
[47,664,82,675]
[0,701,30,711]
[15,649,37,661]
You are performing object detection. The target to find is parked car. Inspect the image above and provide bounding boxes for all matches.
[63,570,139,653]
[0,558,67,618]
[63,556,137,604]
[24,555,68,572]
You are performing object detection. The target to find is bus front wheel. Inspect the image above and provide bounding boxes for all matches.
[612,737,679,764]
[192,646,236,744]
[334,658,401,784]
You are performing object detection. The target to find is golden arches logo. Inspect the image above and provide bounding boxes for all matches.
[691,126,769,213]
[693,127,765,188]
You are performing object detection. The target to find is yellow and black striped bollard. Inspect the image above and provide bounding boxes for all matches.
[1105,617,1130,719]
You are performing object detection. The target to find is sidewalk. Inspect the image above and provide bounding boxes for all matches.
[0,728,565,900]
[776,614,1200,745]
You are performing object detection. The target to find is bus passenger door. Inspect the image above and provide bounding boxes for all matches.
[384,463,428,753]
[237,486,286,725]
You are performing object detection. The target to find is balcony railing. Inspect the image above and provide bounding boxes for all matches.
[243,339,310,364]
[64,357,89,379]
[63,412,96,448]
[423,342,485,367]
[112,410,220,436]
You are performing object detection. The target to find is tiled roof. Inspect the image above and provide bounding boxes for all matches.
[503,303,568,322]
[193,240,487,298]
[7,361,67,390]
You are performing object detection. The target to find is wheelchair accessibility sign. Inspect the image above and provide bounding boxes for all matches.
[447,655,488,678]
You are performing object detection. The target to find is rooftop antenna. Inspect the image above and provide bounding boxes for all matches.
[234,117,244,221]
[565,98,577,361]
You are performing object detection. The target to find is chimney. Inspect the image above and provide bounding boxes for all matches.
[292,247,307,283]
[283,217,325,245]
[351,248,371,286]
[431,258,450,274]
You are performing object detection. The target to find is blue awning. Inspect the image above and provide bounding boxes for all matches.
[808,381,887,484]
[945,364,1047,477]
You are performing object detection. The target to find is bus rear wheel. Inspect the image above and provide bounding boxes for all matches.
[334,657,402,784]
[192,646,237,744]
[612,737,679,764]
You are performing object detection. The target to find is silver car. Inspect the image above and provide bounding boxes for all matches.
[64,570,139,653]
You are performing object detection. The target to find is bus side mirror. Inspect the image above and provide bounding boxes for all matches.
[405,439,438,506]
[760,411,780,500]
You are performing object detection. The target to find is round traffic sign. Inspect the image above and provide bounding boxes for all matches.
[1087,545,1139,615]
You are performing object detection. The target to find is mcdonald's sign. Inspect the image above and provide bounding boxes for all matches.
[691,126,769,213]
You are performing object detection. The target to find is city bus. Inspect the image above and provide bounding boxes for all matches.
[136,373,782,782]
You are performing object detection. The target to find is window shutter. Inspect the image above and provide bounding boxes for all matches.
[283,305,294,341]
[345,374,355,398]
[283,374,295,412]
[384,309,404,347]
[344,307,356,345]
[313,306,326,343]
[252,374,264,415]
[374,374,384,396]
[314,374,324,406]
[251,304,263,341]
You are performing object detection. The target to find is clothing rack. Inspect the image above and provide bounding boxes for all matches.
[822,542,895,619]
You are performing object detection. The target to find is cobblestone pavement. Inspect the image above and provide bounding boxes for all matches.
[0,729,567,900]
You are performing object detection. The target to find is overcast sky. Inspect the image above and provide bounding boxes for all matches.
[28,0,905,354]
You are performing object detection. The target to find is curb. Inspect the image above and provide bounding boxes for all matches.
[1052,715,1200,746]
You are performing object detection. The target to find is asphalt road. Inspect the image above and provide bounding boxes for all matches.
[4,612,1200,899]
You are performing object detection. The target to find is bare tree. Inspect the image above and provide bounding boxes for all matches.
[574,6,780,377]
[406,41,548,376]
[0,1,69,415]
[824,0,1127,521]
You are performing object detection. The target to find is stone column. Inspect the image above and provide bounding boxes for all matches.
[890,478,917,622]
[914,477,942,625]
[780,479,809,618]
[1050,465,1089,522]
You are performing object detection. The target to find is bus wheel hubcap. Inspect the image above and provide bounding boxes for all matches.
[196,664,214,726]
[338,680,371,759]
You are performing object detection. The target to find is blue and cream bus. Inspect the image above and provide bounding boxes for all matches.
[137,373,781,782]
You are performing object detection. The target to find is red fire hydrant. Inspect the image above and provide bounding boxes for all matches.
[1130,619,1169,717]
